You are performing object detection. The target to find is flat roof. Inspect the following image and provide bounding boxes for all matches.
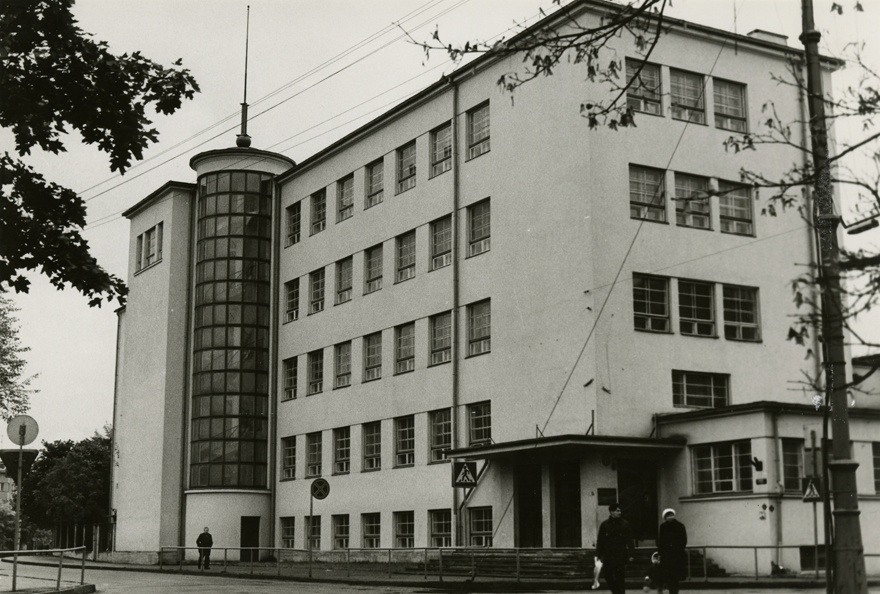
[446,433,686,461]
[122,181,195,219]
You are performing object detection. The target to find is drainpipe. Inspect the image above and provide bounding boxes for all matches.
[269,175,282,550]
[772,410,783,566]
[449,75,463,547]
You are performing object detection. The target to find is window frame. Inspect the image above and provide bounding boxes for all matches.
[135,222,164,272]
[670,68,706,124]
[468,401,492,446]
[395,415,415,467]
[394,511,415,548]
[467,102,490,160]
[281,436,296,479]
[396,231,416,283]
[430,216,453,270]
[284,278,300,322]
[672,370,729,409]
[782,438,804,492]
[310,189,327,235]
[333,426,351,475]
[307,349,324,395]
[334,341,352,389]
[467,200,491,257]
[674,172,712,229]
[363,332,382,381]
[633,273,670,333]
[305,515,321,550]
[337,175,354,222]
[722,284,761,341]
[625,59,662,115]
[306,432,322,477]
[397,141,417,194]
[469,506,493,546]
[395,322,415,375]
[335,257,353,305]
[309,268,325,314]
[629,165,666,222]
[365,159,384,208]
[718,180,754,236]
[692,440,753,494]
[678,279,715,337]
[362,513,381,548]
[430,408,451,462]
[431,122,453,177]
[713,78,748,132]
[467,300,491,356]
[430,509,452,547]
[285,202,301,246]
[282,357,297,401]
[364,244,383,294]
[430,312,452,366]
[363,421,381,471]
[281,517,295,548]
[332,514,350,550]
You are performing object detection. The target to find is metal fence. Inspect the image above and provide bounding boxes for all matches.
[0,546,87,592]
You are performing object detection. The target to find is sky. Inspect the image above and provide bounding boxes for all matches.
[2,0,879,447]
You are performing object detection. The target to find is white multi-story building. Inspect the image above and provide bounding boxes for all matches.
[111,0,880,574]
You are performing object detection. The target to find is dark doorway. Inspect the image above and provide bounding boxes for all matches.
[515,464,543,547]
[552,460,582,547]
[240,516,260,561]
[617,459,658,542]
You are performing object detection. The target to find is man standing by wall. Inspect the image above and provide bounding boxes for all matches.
[196,526,213,570]
[596,503,634,594]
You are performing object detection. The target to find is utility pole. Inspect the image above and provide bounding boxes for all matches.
[799,1,868,592]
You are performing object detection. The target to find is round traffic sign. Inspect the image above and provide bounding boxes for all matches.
[7,415,39,447]
[310,478,330,500]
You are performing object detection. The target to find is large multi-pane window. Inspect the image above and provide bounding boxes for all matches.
[309,268,325,314]
[362,513,381,548]
[397,141,417,193]
[394,511,415,548]
[363,332,382,381]
[430,509,452,547]
[306,432,322,477]
[633,274,670,332]
[310,189,326,235]
[395,415,415,467]
[332,515,350,549]
[467,300,491,356]
[678,279,715,336]
[430,312,452,365]
[285,202,301,246]
[136,222,163,271]
[670,68,705,124]
[467,102,490,159]
[692,441,753,494]
[625,59,661,115]
[281,517,295,548]
[334,342,351,388]
[469,507,493,546]
[305,515,321,550]
[308,349,324,395]
[467,200,491,257]
[629,165,666,222]
[395,323,415,374]
[336,257,352,304]
[674,173,711,229]
[468,401,491,446]
[364,244,383,294]
[714,79,747,132]
[337,175,354,222]
[284,279,300,322]
[719,181,754,235]
[366,159,384,208]
[782,439,804,492]
[396,231,416,283]
[722,285,760,341]
[363,421,382,470]
[282,357,297,401]
[431,122,452,176]
[281,436,296,479]
[672,370,729,408]
[430,216,452,270]
[334,426,350,474]
[430,408,451,462]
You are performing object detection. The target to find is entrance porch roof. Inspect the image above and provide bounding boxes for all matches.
[446,434,686,462]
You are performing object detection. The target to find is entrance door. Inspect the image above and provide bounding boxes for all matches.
[514,465,542,547]
[616,459,658,543]
[240,516,260,561]
[552,460,582,547]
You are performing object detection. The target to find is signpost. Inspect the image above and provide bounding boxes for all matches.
[6,415,39,592]
[452,462,477,488]
[308,478,330,578]
[803,430,822,580]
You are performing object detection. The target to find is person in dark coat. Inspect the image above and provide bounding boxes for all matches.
[596,503,634,594]
[657,509,687,594]
[196,526,213,570]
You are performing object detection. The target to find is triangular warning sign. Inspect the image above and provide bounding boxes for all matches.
[456,464,476,485]
[803,479,821,502]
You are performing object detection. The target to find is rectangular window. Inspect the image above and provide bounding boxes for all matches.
[674,173,711,229]
[722,285,760,341]
[362,513,381,548]
[309,268,325,314]
[396,231,416,283]
[467,200,491,257]
[366,159,384,208]
[286,202,301,246]
[468,401,491,446]
[873,443,880,494]
[692,441,752,494]
[310,189,326,235]
[282,357,297,401]
[363,332,382,381]
[714,79,747,132]
[306,432,322,477]
[430,509,452,547]
[430,216,452,270]
[672,370,729,408]
[430,408,452,462]
[336,257,352,304]
[467,102,490,159]
[308,349,324,395]
[305,515,321,550]
[395,415,415,467]
[467,300,491,356]
[281,517,295,548]
[281,436,296,479]
[430,312,452,366]
[469,507,493,547]
[337,175,354,222]
[363,421,381,471]
[633,274,670,332]
[334,426,351,474]
[334,341,352,388]
[431,122,452,176]
[332,515,349,549]
[671,69,705,124]
[284,279,300,322]
[782,439,804,492]
[394,511,415,548]
[719,181,754,235]
[397,141,417,193]
[678,279,715,336]
[395,323,415,374]
[625,60,661,115]
[364,244,383,294]
[629,165,666,222]
[136,222,163,271]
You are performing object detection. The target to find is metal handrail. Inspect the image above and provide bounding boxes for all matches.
[0,546,87,592]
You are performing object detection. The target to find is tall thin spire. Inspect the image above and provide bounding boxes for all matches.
[236,5,252,148]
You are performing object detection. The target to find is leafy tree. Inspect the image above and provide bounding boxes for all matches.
[0,0,199,307]
[0,293,34,419]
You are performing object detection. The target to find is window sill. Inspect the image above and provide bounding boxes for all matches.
[393,464,414,470]
[725,337,763,344]
[630,217,669,225]
[280,397,296,404]
[396,183,416,196]
[465,350,491,359]
[134,259,163,276]
[428,458,450,465]
[429,167,451,179]
[675,224,714,232]
[720,230,756,238]
[633,108,663,118]
[465,248,490,260]
[361,467,381,473]
[634,327,673,335]
[305,474,322,480]
[394,275,415,285]
[362,376,381,383]
[394,368,414,376]
[428,360,451,368]
[280,477,296,482]
[465,149,490,162]
[333,384,350,391]
[363,287,382,296]
[332,471,350,477]
[671,116,708,126]
[335,298,351,306]
[680,333,719,339]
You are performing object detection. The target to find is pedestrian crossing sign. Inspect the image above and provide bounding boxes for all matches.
[452,461,478,487]
[802,477,822,502]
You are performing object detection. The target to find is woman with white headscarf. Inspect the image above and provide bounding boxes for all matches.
[657,508,687,594]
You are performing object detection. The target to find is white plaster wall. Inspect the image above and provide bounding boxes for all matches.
[185,491,272,560]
